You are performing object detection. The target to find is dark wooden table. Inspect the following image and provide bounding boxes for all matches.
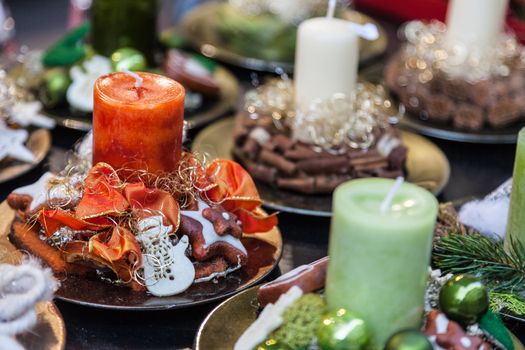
[2,0,523,348]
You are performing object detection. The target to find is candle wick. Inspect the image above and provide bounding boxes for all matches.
[326,0,336,18]
[123,69,143,89]
[380,176,405,214]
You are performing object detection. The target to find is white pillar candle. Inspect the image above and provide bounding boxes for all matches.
[445,0,508,54]
[294,17,359,113]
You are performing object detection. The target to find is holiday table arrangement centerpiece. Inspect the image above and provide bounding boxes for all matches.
[233,1,406,195]
[197,178,523,349]
[3,71,279,306]
[385,0,525,136]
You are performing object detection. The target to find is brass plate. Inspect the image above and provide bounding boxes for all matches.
[192,118,451,216]
[179,2,388,73]
[0,201,282,310]
[40,65,240,132]
[0,202,66,350]
[195,286,525,350]
[0,128,51,183]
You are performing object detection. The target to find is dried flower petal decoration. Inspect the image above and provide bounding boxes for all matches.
[205,159,278,233]
[75,163,129,219]
[89,226,142,281]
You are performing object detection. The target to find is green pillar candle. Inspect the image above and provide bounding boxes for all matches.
[325,178,438,349]
[91,0,158,64]
[505,128,525,250]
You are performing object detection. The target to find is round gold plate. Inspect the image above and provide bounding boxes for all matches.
[195,286,525,350]
[192,118,451,216]
[0,202,66,350]
[179,2,388,73]
[0,128,51,183]
[40,65,240,131]
[0,201,282,310]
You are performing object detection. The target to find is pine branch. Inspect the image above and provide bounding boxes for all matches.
[433,233,525,294]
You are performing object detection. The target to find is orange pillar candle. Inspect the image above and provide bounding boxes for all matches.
[93,72,185,174]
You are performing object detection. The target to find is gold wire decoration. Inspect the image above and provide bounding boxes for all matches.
[244,79,402,153]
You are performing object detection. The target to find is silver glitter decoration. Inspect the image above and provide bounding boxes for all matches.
[7,49,44,90]
[244,79,402,152]
[0,71,34,121]
[46,227,90,248]
[244,78,295,130]
[0,49,44,124]
[294,83,401,152]
[425,268,452,312]
[400,20,524,83]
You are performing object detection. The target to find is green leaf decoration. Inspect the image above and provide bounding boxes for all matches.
[190,54,217,73]
[159,29,186,49]
[42,22,90,67]
[479,311,514,350]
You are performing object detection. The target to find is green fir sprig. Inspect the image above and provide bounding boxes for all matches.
[433,233,525,294]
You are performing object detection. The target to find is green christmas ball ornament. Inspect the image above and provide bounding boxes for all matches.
[110,47,147,72]
[439,274,489,326]
[384,330,433,350]
[317,308,370,350]
[39,68,71,108]
[255,338,291,350]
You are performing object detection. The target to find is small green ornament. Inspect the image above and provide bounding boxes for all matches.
[317,308,370,350]
[384,330,433,350]
[39,68,71,108]
[160,29,187,49]
[439,274,489,326]
[255,338,291,350]
[110,47,147,72]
